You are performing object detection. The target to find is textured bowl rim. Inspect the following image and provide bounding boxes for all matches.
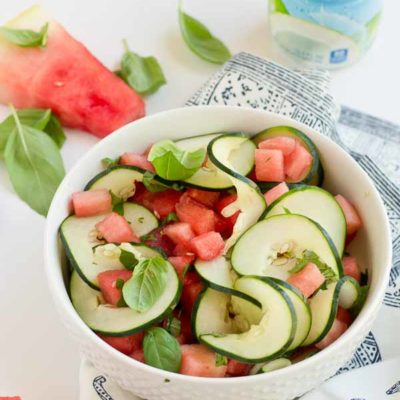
[44,105,392,385]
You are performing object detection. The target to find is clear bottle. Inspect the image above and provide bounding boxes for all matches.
[269,0,383,69]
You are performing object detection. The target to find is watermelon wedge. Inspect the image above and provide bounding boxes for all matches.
[0,6,145,137]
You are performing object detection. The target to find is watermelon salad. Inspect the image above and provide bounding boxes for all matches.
[61,126,367,378]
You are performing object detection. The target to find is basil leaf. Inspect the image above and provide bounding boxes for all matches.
[4,107,65,216]
[178,5,231,64]
[0,23,49,48]
[142,170,168,193]
[148,140,206,181]
[0,109,65,157]
[122,256,168,312]
[102,156,120,169]
[110,191,124,216]
[215,353,228,367]
[119,249,138,270]
[143,327,181,372]
[165,316,181,337]
[118,40,166,96]
[161,212,178,225]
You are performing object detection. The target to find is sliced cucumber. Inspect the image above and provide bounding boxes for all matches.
[176,132,256,190]
[70,266,180,336]
[272,279,311,350]
[192,288,238,339]
[231,214,342,279]
[261,358,292,373]
[207,133,266,250]
[60,203,159,289]
[200,277,296,363]
[264,186,346,255]
[302,276,360,346]
[252,126,320,184]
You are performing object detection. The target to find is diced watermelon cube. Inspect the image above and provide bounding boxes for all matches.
[189,231,225,261]
[226,359,251,377]
[255,149,285,182]
[315,319,348,350]
[176,194,215,235]
[97,269,133,306]
[168,255,195,281]
[337,306,352,325]
[163,222,195,246]
[98,332,143,355]
[215,194,240,236]
[120,152,155,172]
[96,212,139,243]
[173,242,194,257]
[342,256,361,282]
[287,262,325,298]
[284,145,313,181]
[136,189,182,219]
[180,344,228,377]
[130,349,145,363]
[335,195,363,236]
[258,136,297,156]
[214,213,234,238]
[187,188,220,208]
[71,189,112,217]
[264,182,289,206]
[142,227,175,257]
[181,271,204,315]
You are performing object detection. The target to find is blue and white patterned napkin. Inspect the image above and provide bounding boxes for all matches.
[80,52,400,400]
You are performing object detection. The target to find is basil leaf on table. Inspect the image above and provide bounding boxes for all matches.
[143,327,181,372]
[117,40,166,96]
[4,107,65,216]
[178,4,231,64]
[122,256,168,312]
[0,22,49,48]
[148,140,206,181]
[0,108,65,157]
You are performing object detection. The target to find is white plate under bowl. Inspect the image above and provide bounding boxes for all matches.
[45,106,391,400]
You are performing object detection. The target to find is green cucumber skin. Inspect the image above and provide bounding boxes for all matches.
[303,276,360,346]
[260,185,347,256]
[84,165,182,191]
[200,277,297,363]
[251,126,321,185]
[70,271,182,337]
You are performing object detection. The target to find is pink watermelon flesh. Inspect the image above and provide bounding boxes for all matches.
[342,256,361,282]
[168,255,195,281]
[96,212,139,243]
[119,153,155,172]
[264,182,289,206]
[98,332,143,355]
[180,344,227,377]
[0,6,145,137]
[97,269,133,306]
[173,243,193,257]
[315,319,347,350]
[287,262,325,298]
[163,222,195,246]
[189,231,224,261]
[284,145,313,181]
[258,136,297,156]
[186,188,220,208]
[71,189,111,217]
[130,348,145,363]
[255,149,285,182]
[335,195,362,235]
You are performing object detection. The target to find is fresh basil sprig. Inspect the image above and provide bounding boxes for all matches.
[117,40,166,96]
[215,353,228,367]
[0,22,49,48]
[4,106,65,216]
[143,327,181,372]
[178,3,231,64]
[102,156,120,169]
[122,256,168,312]
[119,249,138,270]
[165,315,181,337]
[110,191,124,216]
[148,140,206,181]
[0,108,65,157]
[142,170,168,193]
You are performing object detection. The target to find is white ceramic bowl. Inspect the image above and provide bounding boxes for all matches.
[45,106,391,400]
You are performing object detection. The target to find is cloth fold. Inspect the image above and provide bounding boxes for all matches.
[80,52,400,400]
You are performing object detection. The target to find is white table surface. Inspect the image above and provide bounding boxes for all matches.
[0,0,398,398]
